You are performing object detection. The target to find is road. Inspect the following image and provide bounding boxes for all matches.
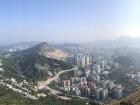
[37,67,89,100]
[37,67,78,95]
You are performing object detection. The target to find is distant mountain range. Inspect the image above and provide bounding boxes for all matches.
[1,36,140,52]
[53,36,140,49]
[0,41,39,54]
[0,41,39,49]
[88,36,140,48]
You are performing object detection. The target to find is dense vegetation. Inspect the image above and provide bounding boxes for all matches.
[0,85,87,105]
[1,57,23,82]
[1,54,72,83]
[114,51,140,70]
[114,56,134,67]
[108,68,136,88]
[1,43,72,83]
[60,70,75,80]
[15,54,71,81]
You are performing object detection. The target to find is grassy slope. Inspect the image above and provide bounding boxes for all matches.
[110,87,140,105]
[1,53,72,83]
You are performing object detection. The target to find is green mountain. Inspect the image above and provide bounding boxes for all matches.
[0,85,87,105]
[1,42,72,82]
[110,87,140,105]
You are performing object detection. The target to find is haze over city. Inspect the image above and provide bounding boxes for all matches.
[0,0,140,44]
[1,1,140,105]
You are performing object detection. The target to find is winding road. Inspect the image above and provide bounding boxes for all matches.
[38,67,78,95]
[37,67,90,100]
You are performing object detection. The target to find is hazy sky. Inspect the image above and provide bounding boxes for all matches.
[0,0,140,44]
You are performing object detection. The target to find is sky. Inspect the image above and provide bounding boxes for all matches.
[0,0,140,44]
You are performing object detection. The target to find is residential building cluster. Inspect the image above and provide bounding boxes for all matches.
[0,79,38,100]
[60,76,124,101]
[0,60,4,72]
[127,72,140,83]
[59,47,124,101]
[76,54,92,68]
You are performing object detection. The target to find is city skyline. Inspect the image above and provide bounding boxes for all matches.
[0,0,140,44]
